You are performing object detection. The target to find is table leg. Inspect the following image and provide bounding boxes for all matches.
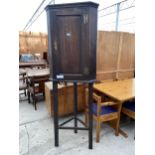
[116,102,128,138]
[115,102,123,136]
[53,81,59,146]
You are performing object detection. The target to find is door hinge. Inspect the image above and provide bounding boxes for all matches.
[53,40,58,51]
[83,14,88,24]
[84,67,89,75]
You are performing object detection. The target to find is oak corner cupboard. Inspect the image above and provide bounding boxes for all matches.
[45,2,99,81]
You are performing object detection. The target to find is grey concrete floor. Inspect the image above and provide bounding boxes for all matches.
[19,96,135,155]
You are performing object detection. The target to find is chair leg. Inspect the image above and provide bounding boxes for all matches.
[32,94,37,110]
[43,92,45,98]
[28,91,30,103]
[96,119,101,143]
[34,102,37,110]
[19,94,22,102]
[115,118,120,136]
[24,89,27,96]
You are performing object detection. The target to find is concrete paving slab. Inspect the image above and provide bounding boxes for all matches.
[44,121,135,155]
[19,125,29,155]
[19,100,135,155]
[19,101,49,125]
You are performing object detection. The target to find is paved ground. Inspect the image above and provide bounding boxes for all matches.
[19,96,135,155]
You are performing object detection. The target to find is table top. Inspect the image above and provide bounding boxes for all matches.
[19,68,27,75]
[19,60,47,68]
[27,68,50,77]
[93,78,135,102]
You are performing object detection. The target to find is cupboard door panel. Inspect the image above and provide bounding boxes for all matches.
[56,15,82,75]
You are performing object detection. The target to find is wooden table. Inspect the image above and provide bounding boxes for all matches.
[94,78,135,102]
[26,68,50,109]
[93,78,135,137]
[19,60,47,68]
[19,68,27,75]
[26,68,50,77]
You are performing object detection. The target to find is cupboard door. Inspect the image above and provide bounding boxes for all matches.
[52,8,90,80]
[56,15,82,76]
[46,2,98,81]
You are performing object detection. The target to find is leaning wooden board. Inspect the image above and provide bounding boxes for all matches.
[45,81,85,117]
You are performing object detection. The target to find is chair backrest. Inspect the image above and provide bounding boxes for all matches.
[92,93,102,116]
[85,89,102,105]
[31,75,49,83]
[85,89,119,116]
[19,70,27,81]
[28,75,49,93]
[19,71,27,89]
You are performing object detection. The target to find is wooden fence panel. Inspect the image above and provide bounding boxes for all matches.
[96,31,135,81]
[19,31,135,81]
[117,32,135,79]
[19,31,48,54]
[96,31,120,80]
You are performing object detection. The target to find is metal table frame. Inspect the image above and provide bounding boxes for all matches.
[52,80,94,149]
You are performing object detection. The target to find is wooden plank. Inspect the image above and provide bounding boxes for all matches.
[97,68,134,74]
[117,32,135,80]
[97,31,120,75]
[44,82,85,117]
[116,32,123,80]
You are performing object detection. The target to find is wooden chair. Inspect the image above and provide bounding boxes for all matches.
[121,100,135,120]
[27,75,49,110]
[19,71,27,101]
[85,90,121,142]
